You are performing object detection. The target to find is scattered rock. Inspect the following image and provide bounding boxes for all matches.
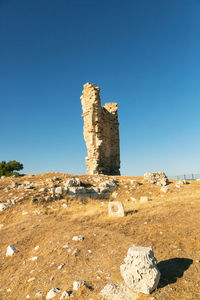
[73,280,85,291]
[108,201,124,217]
[140,196,149,203]
[120,245,160,294]
[22,211,28,215]
[62,203,68,208]
[0,224,4,229]
[60,291,73,299]
[29,256,38,261]
[0,203,10,211]
[35,291,43,298]
[72,235,85,241]
[57,264,65,270]
[6,245,17,256]
[160,186,169,193]
[27,277,36,282]
[34,245,40,251]
[46,288,60,299]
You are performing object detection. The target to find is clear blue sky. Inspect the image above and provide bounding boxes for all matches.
[0,0,200,176]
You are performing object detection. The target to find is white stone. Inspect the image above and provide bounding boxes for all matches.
[29,256,38,261]
[57,264,65,270]
[0,224,4,229]
[108,201,124,217]
[22,211,28,215]
[73,280,85,291]
[59,291,73,299]
[72,235,85,241]
[55,186,63,194]
[26,294,31,299]
[144,172,168,186]
[35,291,43,298]
[28,277,35,282]
[46,288,60,299]
[35,245,40,250]
[0,203,9,211]
[130,197,137,202]
[120,245,160,294]
[62,204,68,208]
[160,186,169,193]
[140,196,149,203]
[6,245,17,256]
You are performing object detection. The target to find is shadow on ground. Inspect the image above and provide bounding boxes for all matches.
[157,258,193,288]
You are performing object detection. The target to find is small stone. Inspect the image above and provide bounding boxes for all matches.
[140,196,149,203]
[34,245,40,250]
[46,288,60,299]
[72,235,85,241]
[28,277,35,282]
[26,294,31,299]
[62,204,68,208]
[55,187,63,194]
[35,291,43,298]
[6,245,17,256]
[60,291,73,299]
[73,281,85,291]
[57,264,65,270]
[130,197,137,202]
[7,288,11,292]
[0,203,9,211]
[29,256,38,261]
[22,211,28,215]
[88,249,92,253]
[0,224,4,229]
[160,186,169,193]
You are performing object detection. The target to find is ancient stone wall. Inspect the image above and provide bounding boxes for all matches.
[80,83,120,175]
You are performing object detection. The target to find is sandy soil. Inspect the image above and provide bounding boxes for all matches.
[0,173,200,300]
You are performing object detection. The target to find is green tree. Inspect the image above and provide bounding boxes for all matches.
[0,160,23,177]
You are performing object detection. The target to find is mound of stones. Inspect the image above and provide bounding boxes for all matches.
[144,172,168,186]
[0,176,119,210]
[101,245,160,299]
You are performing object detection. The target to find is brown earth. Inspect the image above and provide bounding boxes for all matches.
[0,173,200,300]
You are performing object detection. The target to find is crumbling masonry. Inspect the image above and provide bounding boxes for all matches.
[80,83,120,175]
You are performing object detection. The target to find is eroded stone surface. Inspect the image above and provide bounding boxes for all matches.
[80,83,120,175]
[120,245,160,294]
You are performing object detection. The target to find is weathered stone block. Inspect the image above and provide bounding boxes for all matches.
[120,245,160,294]
[108,201,124,217]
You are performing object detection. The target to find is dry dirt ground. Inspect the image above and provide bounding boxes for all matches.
[0,173,200,300]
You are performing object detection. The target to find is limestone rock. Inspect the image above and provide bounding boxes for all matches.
[46,288,60,299]
[140,196,149,203]
[120,245,160,294]
[6,245,17,256]
[72,235,85,241]
[0,203,10,211]
[60,291,73,299]
[144,172,168,186]
[73,280,85,290]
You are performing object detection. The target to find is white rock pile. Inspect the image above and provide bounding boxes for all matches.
[144,172,168,186]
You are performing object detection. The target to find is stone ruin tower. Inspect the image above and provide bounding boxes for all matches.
[80,82,120,175]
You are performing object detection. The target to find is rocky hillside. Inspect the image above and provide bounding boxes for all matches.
[0,173,200,299]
